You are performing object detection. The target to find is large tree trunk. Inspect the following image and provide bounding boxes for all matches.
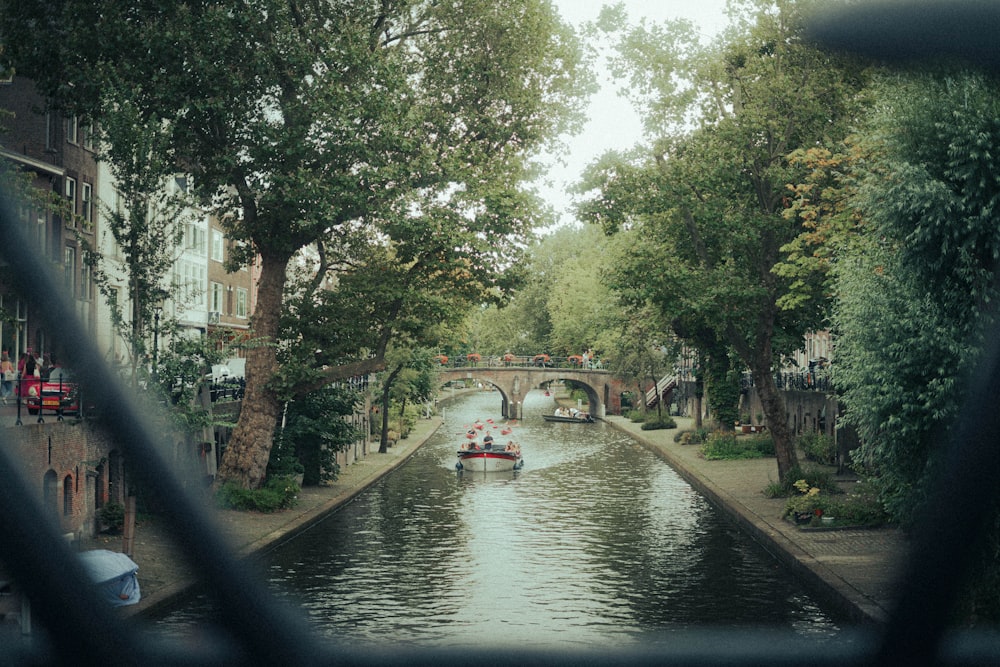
[693,374,704,429]
[217,251,290,489]
[378,365,402,454]
[753,366,798,482]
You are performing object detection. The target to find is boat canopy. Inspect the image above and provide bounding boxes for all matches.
[78,549,141,607]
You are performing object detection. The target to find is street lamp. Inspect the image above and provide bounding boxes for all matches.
[152,305,162,381]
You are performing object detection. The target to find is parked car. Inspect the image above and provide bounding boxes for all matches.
[17,368,80,415]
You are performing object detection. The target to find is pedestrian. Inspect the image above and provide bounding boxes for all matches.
[40,353,53,381]
[0,352,14,404]
[24,351,38,378]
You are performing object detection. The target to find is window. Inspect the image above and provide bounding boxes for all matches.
[66,115,78,144]
[80,260,92,300]
[45,111,55,151]
[81,182,92,228]
[211,229,224,262]
[65,177,76,216]
[64,246,76,295]
[236,287,248,318]
[211,282,224,313]
[175,260,206,307]
[185,222,206,255]
[63,474,73,516]
[81,122,95,151]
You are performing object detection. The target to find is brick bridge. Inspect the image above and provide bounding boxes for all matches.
[438,366,625,420]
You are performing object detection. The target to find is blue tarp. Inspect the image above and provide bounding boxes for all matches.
[78,549,140,607]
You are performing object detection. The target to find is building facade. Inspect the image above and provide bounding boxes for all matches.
[0,76,98,367]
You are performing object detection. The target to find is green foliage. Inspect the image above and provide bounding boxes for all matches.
[797,432,837,466]
[273,385,361,486]
[766,465,840,498]
[98,502,125,531]
[674,427,710,445]
[783,477,888,528]
[640,416,676,430]
[581,1,870,481]
[701,432,775,460]
[625,409,645,423]
[834,69,1000,527]
[215,476,300,513]
[3,0,593,490]
[150,333,227,432]
[705,350,742,429]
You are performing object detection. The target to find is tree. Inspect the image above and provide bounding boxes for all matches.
[831,68,1000,622]
[272,384,362,486]
[2,0,590,488]
[581,0,869,482]
[84,86,188,385]
[834,70,1000,522]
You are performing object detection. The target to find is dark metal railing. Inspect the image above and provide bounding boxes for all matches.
[437,355,606,369]
[741,369,834,393]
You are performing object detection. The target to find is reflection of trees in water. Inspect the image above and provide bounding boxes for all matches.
[158,390,840,645]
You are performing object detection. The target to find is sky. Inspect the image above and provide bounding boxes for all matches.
[538,0,730,229]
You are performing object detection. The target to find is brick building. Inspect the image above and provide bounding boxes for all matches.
[0,76,98,366]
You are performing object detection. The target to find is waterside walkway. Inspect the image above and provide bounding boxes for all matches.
[83,408,903,627]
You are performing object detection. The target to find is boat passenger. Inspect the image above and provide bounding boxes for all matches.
[483,433,494,450]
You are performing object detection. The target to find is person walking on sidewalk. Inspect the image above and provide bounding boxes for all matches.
[0,352,13,404]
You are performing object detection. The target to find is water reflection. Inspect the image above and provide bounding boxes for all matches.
[153,388,841,649]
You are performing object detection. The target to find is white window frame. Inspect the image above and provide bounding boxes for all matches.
[64,246,76,295]
[64,177,77,219]
[211,229,224,262]
[185,223,206,255]
[66,115,78,145]
[236,287,248,319]
[210,282,224,313]
[81,182,93,227]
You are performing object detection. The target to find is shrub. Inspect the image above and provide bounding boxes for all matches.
[641,416,676,430]
[626,409,645,423]
[766,465,840,497]
[98,501,125,531]
[215,476,300,512]
[783,476,887,528]
[701,432,775,460]
[798,432,837,465]
[674,427,710,445]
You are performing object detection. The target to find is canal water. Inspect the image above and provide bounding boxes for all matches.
[152,388,843,651]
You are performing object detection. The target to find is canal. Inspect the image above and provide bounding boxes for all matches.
[152,388,844,651]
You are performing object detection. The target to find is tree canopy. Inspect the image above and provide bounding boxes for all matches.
[1,0,592,488]
[578,0,869,481]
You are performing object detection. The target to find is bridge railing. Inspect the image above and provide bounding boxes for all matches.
[437,355,606,370]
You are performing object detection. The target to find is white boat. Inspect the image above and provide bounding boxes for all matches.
[456,443,523,472]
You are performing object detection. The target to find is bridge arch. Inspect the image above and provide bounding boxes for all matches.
[437,366,623,420]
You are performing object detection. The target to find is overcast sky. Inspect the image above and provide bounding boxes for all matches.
[537,0,730,229]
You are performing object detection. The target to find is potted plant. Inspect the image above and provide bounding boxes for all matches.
[785,479,826,526]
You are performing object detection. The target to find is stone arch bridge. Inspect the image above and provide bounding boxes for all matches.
[438,366,625,420]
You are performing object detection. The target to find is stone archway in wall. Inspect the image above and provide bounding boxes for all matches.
[43,469,58,517]
[440,377,513,418]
